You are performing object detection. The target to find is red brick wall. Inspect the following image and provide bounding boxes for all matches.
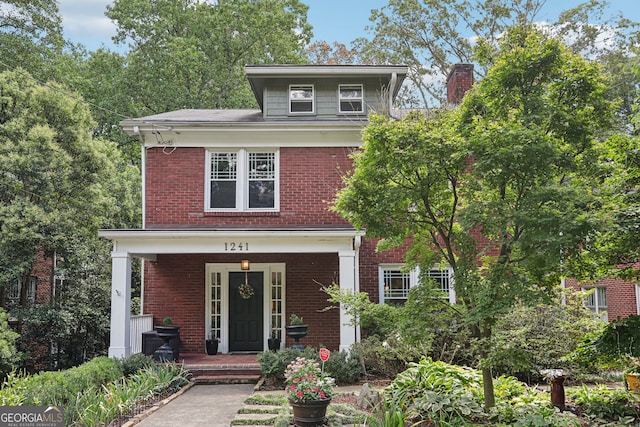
[447,64,474,105]
[31,249,53,305]
[143,253,340,353]
[566,277,638,320]
[144,146,354,227]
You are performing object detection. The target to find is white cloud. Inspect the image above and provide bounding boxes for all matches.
[58,0,117,49]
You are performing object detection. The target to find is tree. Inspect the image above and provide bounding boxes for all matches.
[0,0,65,81]
[105,0,313,114]
[0,69,141,368]
[355,0,639,108]
[306,41,362,65]
[334,26,616,408]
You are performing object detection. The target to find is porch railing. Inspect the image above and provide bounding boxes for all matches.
[130,314,154,354]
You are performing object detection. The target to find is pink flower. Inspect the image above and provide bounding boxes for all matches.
[297,391,304,398]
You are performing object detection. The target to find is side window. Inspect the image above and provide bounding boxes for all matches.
[583,286,608,321]
[380,265,415,305]
[339,84,364,113]
[289,85,314,114]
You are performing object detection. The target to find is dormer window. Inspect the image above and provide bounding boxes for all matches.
[289,85,314,114]
[339,84,364,113]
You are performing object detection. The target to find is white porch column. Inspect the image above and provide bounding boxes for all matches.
[338,249,359,352]
[108,251,132,359]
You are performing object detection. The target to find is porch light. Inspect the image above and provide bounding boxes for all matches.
[241,259,250,271]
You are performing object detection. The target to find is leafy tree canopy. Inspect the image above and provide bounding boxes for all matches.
[335,25,617,407]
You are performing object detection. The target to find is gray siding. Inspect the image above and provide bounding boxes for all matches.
[263,77,387,120]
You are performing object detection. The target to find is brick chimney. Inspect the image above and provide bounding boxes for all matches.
[446,64,474,105]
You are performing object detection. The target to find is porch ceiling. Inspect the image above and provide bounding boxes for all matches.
[98,227,361,260]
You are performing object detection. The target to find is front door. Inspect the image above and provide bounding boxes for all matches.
[229,272,263,352]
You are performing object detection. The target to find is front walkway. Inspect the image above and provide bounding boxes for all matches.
[130,383,255,426]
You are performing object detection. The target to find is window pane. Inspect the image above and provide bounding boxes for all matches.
[340,86,362,99]
[249,153,275,179]
[211,153,237,179]
[597,287,607,308]
[384,269,410,300]
[339,85,364,113]
[249,180,274,208]
[210,181,236,208]
[291,101,313,112]
[427,269,450,294]
[290,85,313,113]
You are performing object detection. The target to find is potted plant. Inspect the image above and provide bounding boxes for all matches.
[154,317,181,362]
[285,356,334,426]
[285,314,308,350]
[268,330,281,352]
[205,331,218,355]
[594,314,640,391]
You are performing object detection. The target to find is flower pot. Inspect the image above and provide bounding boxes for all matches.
[206,339,218,355]
[285,324,308,350]
[289,398,331,427]
[626,373,640,391]
[268,338,281,351]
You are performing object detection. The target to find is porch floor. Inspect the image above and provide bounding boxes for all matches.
[178,353,262,384]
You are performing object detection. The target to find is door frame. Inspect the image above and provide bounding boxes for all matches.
[205,263,285,354]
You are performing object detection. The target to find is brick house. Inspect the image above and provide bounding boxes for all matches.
[100,64,638,359]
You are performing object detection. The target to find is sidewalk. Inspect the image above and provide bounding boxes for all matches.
[129,383,255,427]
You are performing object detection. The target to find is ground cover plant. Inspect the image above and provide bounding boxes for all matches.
[0,354,190,426]
[373,359,640,426]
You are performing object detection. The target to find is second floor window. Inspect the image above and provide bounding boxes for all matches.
[9,276,36,307]
[207,150,278,211]
[289,85,314,113]
[339,84,364,113]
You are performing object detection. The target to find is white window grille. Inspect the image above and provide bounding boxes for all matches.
[207,150,278,211]
[380,265,454,305]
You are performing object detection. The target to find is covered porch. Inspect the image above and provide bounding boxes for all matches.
[99,227,362,359]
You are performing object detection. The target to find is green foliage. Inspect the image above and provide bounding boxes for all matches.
[594,314,640,359]
[321,349,363,385]
[71,362,190,426]
[288,314,304,325]
[352,336,423,378]
[0,308,21,376]
[0,356,122,407]
[119,353,155,377]
[258,347,362,385]
[488,300,603,381]
[568,385,639,420]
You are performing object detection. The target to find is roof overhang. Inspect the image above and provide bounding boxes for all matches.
[99,228,362,260]
[120,114,366,148]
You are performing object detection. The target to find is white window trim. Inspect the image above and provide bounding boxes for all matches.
[289,84,315,115]
[338,84,364,114]
[205,263,285,354]
[379,264,455,304]
[205,149,279,212]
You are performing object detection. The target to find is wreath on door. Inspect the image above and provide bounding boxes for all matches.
[239,282,255,299]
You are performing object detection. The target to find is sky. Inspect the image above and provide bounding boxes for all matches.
[58,0,640,52]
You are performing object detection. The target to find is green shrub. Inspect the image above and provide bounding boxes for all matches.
[258,347,317,381]
[568,385,639,420]
[0,356,123,407]
[120,353,155,376]
[352,335,423,378]
[488,301,602,382]
[322,349,363,385]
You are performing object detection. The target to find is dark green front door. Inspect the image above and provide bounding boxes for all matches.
[229,272,263,352]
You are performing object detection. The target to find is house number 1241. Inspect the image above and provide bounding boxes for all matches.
[224,242,249,251]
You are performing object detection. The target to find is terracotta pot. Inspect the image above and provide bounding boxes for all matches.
[626,373,640,391]
[289,398,331,427]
